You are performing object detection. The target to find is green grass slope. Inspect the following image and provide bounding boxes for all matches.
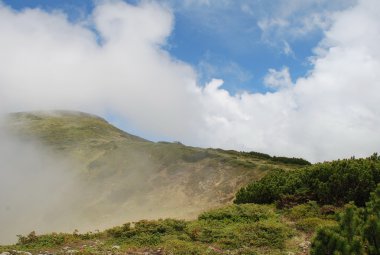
[0,202,339,255]
[2,111,307,239]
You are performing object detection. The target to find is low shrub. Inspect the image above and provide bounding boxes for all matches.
[187,204,292,250]
[163,240,205,255]
[235,154,380,207]
[16,232,74,248]
[198,204,274,223]
[285,201,320,221]
[311,184,380,255]
[237,220,294,249]
[295,217,336,233]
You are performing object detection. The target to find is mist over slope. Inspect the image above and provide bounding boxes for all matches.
[0,127,82,244]
[0,111,306,244]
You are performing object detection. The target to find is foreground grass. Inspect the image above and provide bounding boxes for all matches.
[0,203,338,255]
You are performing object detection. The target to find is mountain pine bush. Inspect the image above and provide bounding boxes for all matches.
[235,154,380,207]
[311,184,380,255]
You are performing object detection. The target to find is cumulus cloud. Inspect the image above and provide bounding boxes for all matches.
[0,0,380,162]
[0,1,201,139]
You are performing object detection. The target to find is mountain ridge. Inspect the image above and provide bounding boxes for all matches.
[0,110,308,243]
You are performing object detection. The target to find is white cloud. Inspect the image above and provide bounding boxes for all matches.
[197,59,253,85]
[257,0,357,41]
[0,1,201,139]
[240,3,254,16]
[282,41,294,56]
[0,0,380,162]
[264,67,293,89]
[257,18,289,33]
[181,0,231,7]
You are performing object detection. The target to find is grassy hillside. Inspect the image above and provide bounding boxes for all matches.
[2,153,379,254]
[2,111,377,254]
[1,111,307,239]
[0,202,338,255]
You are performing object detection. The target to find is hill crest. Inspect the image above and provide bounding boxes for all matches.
[0,110,307,243]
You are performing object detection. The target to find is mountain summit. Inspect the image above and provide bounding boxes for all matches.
[2,111,305,236]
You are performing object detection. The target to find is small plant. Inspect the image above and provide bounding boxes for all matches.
[16,231,72,248]
[17,231,38,245]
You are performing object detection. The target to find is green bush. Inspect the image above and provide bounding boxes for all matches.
[198,204,274,222]
[163,240,205,255]
[244,151,311,165]
[186,204,292,250]
[235,154,380,207]
[129,233,161,246]
[237,220,294,249]
[107,219,187,239]
[311,184,380,255]
[295,217,336,233]
[16,231,74,248]
[285,201,320,220]
[235,168,307,204]
[5,203,300,254]
[271,156,311,165]
[186,220,232,244]
[311,204,364,255]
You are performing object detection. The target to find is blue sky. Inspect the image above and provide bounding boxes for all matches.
[2,0,379,162]
[165,1,319,93]
[1,0,334,94]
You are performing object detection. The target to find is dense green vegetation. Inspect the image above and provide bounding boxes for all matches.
[235,154,380,207]
[1,204,320,254]
[311,184,380,255]
[104,203,295,253]
[234,154,380,255]
[218,149,311,166]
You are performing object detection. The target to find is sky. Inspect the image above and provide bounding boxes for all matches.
[0,0,379,162]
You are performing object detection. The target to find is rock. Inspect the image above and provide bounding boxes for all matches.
[208,246,223,253]
[153,248,163,255]
[111,245,120,250]
[1,252,11,255]
[66,250,78,254]
[299,241,311,251]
